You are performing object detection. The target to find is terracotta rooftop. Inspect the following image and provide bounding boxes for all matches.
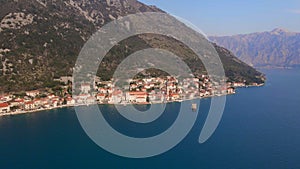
[0,103,9,108]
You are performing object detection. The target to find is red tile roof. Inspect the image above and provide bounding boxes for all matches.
[25,101,34,105]
[0,103,9,108]
[128,92,147,96]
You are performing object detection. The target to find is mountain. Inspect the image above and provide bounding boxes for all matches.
[0,0,265,92]
[209,28,300,68]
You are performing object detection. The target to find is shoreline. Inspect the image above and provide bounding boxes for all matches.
[0,84,263,118]
[0,93,232,118]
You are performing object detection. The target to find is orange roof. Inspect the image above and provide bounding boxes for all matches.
[78,94,89,97]
[0,103,9,108]
[87,96,95,100]
[170,94,179,96]
[112,90,122,95]
[66,98,73,101]
[128,92,147,96]
[25,101,34,105]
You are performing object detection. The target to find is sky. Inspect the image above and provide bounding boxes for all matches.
[139,0,300,36]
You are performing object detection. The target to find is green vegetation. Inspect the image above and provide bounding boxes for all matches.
[0,0,265,92]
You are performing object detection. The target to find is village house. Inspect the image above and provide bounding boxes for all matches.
[50,100,57,107]
[24,101,35,110]
[144,84,152,90]
[81,83,91,93]
[0,103,10,113]
[54,76,73,84]
[227,87,235,94]
[110,90,123,104]
[33,99,43,107]
[233,82,245,87]
[86,96,96,104]
[43,103,51,108]
[169,93,180,101]
[0,94,13,103]
[136,96,147,103]
[26,90,40,97]
[107,88,113,94]
[148,93,156,102]
[40,98,49,105]
[9,98,25,107]
[126,92,148,103]
[66,97,75,105]
[130,83,137,90]
[96,93,106,102]
[47,94,56,99]
[150,93,165,103]
[74,94,89,104]
[98,88,107,94]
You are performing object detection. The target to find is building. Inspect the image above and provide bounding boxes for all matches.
[0,94,13,103]
[47,94,56,99]
[227,87,235,94]
[52,100,58,107]
[136,96,147,103]
[110,90,123,104]
[0,103,10,113]
[26,90,40,97]
[24,101,35,110]
[66,97,75,105]
[10,98,25,107]
[169,93,180,101]
[126,92,148,103]
[233,82,245,87]
[54,76,73,84]
[96,93,106,102]
[81,83,91,93]
[86,96,96,104]
[98,88,107,94]
[74,94,90,104]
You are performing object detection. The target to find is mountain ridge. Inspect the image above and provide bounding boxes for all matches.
[209,28,300,68]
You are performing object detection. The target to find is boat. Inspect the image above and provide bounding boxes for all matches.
[191,103,197,112]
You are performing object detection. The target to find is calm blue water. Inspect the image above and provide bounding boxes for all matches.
[1,69,300,169]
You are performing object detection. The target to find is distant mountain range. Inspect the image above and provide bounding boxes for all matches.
[209,28,300,68]
[0,0,264,92]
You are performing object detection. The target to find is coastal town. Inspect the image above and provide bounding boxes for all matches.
[0,75,260,116]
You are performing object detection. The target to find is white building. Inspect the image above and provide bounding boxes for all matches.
[24,101,35,110]
[81,83,91,93]
[66,97,75,105]
[0,103,10,113]
[126,92,148,103]
[0,94,13,103]
[26,90,40,97]
[96,93,106,102]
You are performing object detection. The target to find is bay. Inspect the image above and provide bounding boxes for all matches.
[1,69,300,169]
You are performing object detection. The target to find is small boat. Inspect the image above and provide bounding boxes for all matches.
[191,103,197,112]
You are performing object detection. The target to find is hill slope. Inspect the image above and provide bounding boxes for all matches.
[0,0,264,92]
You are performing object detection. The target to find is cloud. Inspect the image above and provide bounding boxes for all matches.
[288,9,300,14]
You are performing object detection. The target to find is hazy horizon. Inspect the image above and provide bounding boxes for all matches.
[139,0,300,36]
